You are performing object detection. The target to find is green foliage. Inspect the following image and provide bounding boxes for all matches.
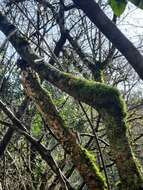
[109,0,127,16]
[31,113,42,137]
[35,158,45,178]
[109,0,143,16]
[54,95,79,127]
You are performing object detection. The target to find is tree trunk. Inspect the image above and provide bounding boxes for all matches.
[0,11,143,189]
[21,67,107,190]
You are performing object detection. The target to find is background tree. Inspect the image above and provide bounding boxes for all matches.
[0,0,143,189]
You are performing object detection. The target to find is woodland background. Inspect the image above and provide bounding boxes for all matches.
[0,0,143,189]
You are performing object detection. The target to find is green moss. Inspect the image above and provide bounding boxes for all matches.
[80,146,107,189]
[26,70,68,132]
[61,70,143,190]
[133,155,143,181]
[63,72,127,118]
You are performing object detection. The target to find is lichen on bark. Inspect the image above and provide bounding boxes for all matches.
[21,67,107,190]
[80,147,106,189]
[21,65,143,189]
[0,11,142,189]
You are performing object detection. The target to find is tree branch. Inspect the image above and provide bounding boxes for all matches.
[0,99,74,190]
[0,11,142,189]
[20,66,107,190]
[72,0,143,80]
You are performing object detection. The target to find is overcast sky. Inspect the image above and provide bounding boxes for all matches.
[119,3,143,45]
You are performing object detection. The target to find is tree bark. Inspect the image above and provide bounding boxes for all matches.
[20,67,107,190]
[0,11,143,189]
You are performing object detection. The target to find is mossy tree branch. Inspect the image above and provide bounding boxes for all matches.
[21,66,107,190]
[0,11,143,189]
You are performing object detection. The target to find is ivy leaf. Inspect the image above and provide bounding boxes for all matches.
[109,0,127,16]
[129,0,143,9]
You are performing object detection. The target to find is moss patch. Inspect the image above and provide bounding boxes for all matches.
[63,73,127,118]
[80,146,107,189]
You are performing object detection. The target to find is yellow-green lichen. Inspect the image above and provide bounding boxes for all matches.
[80,146,107,189]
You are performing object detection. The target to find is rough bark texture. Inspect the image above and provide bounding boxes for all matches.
[21,67,107,190]
[0,11,143,189]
